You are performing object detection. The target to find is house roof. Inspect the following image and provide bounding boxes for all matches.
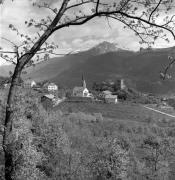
[43,94,55,99]
[105,94,118,99]
[48,83,57,86]
[103,90,112,95]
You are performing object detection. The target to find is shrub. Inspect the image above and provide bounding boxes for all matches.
[90,137,130,180]
[93,113,103,122]
[13,118,46,180]
[68,112,96,122]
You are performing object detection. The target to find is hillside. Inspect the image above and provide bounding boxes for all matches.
[51,49,175,94]
[1,41,175,94]
[0,65,14,77]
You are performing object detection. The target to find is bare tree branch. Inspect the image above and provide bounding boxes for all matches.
[107,15,148,44]
[148,0,163,22]
[36,4,57,15]
[66,0,91,10]
[1,37,17,47]
[53,9,175,40]
[0,55,16,65]
[119,0,131,11]
[96,0,100,13]
[120,11,175,39]
[0,51,16,54]
[162,57,175,80]
[65,0,108,11]
[161,15,175,26]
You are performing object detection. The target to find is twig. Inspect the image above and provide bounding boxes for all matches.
[148,0,162,22]
[0,55,16,65]
[0,51,16,54]
[1,37,17,47]
[162,57,175,80]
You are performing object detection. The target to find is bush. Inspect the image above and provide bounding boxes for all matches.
[93,113,103,122]
[1,87,175,180]
[68,112,97,122]
[90,137,130,180]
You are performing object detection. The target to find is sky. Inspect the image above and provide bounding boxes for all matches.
[0,0,175,65]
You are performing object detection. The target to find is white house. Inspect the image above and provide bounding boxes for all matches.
[48,83,58,91]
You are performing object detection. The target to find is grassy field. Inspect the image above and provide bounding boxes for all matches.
[1,88,175,179]
[56,101,175,123]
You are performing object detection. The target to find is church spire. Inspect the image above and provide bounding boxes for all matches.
[82,74,86,89]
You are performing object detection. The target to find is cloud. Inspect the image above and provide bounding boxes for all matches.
[32,0,62,6]
[1,1,175,65]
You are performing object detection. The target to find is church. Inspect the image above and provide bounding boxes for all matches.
[73,76,92,97]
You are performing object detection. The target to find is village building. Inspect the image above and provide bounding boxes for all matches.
[42,94,55,101]
[41,94,55,110]
[41,94,65,108]
[99,90,118,104]
[102,90,112,95]
[47,82,58,91]
[24,79,36,88]
[73,77,93,98]
[117,79,126,90]
[3,83,10,89]
[98,90,112,99]
[105,94,118,104]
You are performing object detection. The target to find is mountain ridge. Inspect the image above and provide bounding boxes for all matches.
[1,41,175,95]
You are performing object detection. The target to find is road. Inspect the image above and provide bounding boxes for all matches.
[143,105,175,118]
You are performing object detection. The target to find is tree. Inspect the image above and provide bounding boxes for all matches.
[1,0,175,179]
[131,135,175,180]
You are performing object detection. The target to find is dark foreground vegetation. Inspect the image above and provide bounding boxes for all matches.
[1,88,175,179]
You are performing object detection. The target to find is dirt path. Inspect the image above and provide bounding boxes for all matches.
[143,105,175,118]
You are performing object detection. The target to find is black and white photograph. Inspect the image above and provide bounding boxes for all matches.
[1,0,175,179]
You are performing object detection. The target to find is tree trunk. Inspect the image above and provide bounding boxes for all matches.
[2,2,70,179]
[3,63,22,180]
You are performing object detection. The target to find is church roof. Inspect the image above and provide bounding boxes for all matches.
[73,86,84,91]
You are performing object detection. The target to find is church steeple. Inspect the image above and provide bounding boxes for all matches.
[82,74,86,89]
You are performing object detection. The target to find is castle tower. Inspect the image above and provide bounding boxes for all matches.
[117,79,125,90]
[120,79,125,90]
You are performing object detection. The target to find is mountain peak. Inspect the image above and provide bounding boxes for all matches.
[88,41,124,55]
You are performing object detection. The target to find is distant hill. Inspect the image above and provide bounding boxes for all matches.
[1,41,175,95]
[51,50,175,94]
[0,65,14,77]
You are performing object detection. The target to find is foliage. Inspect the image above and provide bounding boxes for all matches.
[90,137,130,180]
[1,88,175,179]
